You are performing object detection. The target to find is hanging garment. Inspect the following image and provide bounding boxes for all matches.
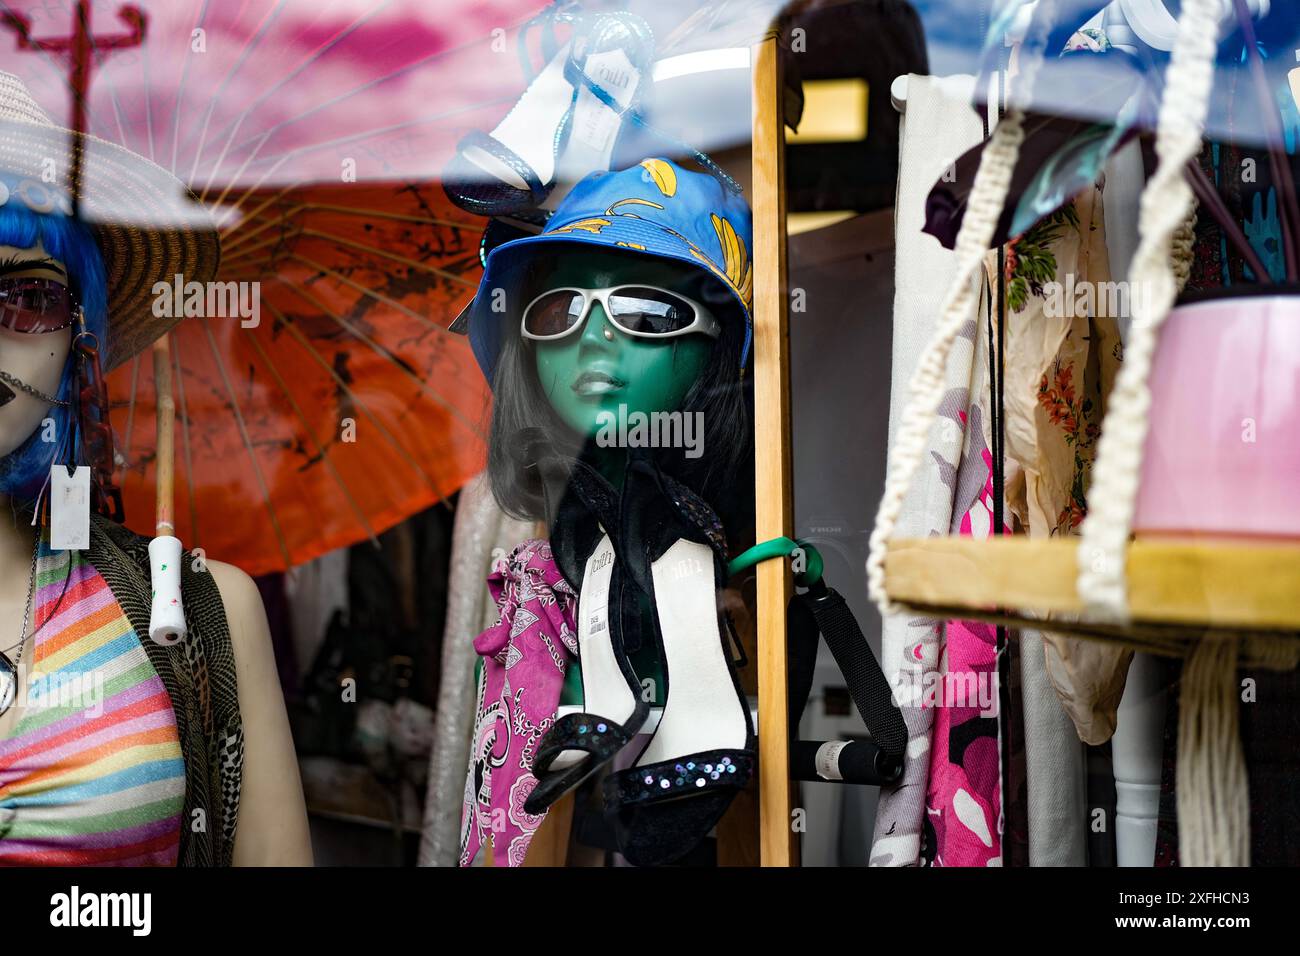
[923,447,1009,867]
[347,503,455,709]
[1002,637,1030,866]
[1017,629,1090,864]
[288,503,456,774]
[284,548,349,695]
[870,73,986,868]
[459,538,578,867]
[1001,183,1120,863]
[254,574,299,702]
[1191,141,1288,289]
[420,472,533,867]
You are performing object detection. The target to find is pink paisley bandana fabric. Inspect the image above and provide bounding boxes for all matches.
[460,538,578,867]
[924,447,1008,867]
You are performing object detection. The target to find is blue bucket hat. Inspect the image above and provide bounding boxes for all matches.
[451,158,753,385]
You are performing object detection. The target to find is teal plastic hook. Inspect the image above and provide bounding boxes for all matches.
[727,536,824,588]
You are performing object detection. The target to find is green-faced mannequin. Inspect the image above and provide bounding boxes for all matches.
[531,249,713,442]
[529,247,720,706]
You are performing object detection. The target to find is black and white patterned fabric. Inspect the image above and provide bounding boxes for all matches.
[87,516,244,867]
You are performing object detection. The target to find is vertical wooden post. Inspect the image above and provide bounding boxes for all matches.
[751,34,797,867]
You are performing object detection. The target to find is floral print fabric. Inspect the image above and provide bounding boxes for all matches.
[459,538,578,867]
[1003,183,1132,746]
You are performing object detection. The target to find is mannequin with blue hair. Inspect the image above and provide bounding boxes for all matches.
[0,197,312,865]
[0,68,311,865]
[0,193,107,498]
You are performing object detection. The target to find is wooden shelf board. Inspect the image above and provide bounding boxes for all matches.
[885,536,1300,634]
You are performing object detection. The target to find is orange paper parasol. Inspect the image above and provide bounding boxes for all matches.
[112,181,490,577]
[2,0,559,574]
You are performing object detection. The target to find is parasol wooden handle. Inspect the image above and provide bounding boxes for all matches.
[152,334,175,536]
[149,333,185,646]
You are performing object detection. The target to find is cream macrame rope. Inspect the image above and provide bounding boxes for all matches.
[867,6,1058,615]
[1075,0,1220,620]
[1177,636,1250,866]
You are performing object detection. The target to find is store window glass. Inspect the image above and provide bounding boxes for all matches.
[0,0,1295,879]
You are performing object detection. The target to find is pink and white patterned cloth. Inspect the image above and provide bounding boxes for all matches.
[460,538,578,867]
[923,447,1008,867]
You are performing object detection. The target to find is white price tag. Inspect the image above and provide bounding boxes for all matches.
[50,465,90,551]
[815,740,850,781]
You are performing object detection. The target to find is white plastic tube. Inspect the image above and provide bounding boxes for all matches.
[148,535,187,646]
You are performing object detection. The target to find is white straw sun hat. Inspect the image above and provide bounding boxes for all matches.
[0,70,220,369]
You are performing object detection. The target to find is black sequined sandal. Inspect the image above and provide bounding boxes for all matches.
[603,456,755,866]
[523,452,648,816]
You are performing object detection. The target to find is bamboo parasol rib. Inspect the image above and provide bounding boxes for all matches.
[7,0,522,574]
[169,0,213,173]
[220,228,476,293]
[282,249,471,340]
[220,200,478,247]
[195,0,400,199]
[184,0,290,189]
[210,94,515,220]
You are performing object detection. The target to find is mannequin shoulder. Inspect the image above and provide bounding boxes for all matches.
[203,559,269,650]
[204,558,258,599]
[201,559,314,864]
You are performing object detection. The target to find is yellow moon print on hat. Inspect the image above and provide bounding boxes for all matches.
[550,217,613,235]
[548,198,665,236]
[639,158,678,197]
[686,213,752,313]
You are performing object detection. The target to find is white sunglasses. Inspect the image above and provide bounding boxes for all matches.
[520,285,722,342]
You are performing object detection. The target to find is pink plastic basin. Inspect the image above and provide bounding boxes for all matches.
[1134,294,1300,539]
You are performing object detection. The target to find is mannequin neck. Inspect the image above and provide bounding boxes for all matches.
[0,494,37,579]
[586,444,627,490]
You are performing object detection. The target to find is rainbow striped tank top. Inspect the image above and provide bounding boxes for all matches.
[0,541,185,866]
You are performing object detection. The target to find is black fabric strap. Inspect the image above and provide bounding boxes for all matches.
[793,584,908,759]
